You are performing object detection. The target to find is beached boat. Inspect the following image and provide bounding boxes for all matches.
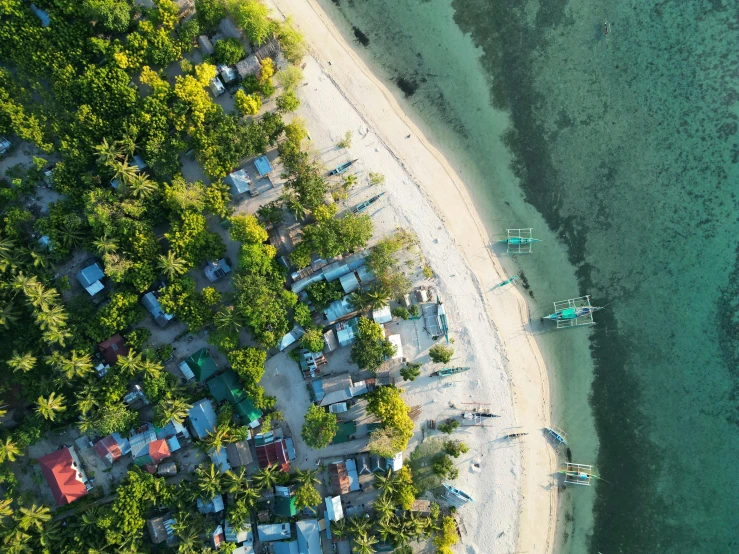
[329,159,358,175]
[545,426,568,445]
[351,192,385,214]
[435,366,470,377]
[506,432,528,439]
[559,463,598,486]
[443,483,475,504]
[544,295,602,328]
[500,228,539,253]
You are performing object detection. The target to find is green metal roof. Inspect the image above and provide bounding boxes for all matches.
[274,494,298,517]
[331,421,357,444]
[234,397,263,423]
[184,348,220,383]
[208,370,248,405]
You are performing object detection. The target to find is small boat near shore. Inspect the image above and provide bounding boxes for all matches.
[500,228,540,254]
[434,366,470,377]
[545,425,568,446]
[559,463,599,486]
[544,295,602,328]
[351,192,384,214]
[443,483,475,504]
[328,158,358,175]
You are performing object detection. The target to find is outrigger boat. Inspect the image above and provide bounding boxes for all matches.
[434,366,470,377]
[559,463,599,486]
[545,426,568,446]
[351,192,385,214]
[500,228,540,254]
[544,295,602,328]
[495,275,518,289]
[329,159,358,176]
[506,432,528,439]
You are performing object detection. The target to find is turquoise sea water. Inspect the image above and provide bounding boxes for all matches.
[316,0,739,552]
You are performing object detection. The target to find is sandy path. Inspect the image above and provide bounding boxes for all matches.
[263,1,558,552]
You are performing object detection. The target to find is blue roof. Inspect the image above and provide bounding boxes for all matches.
[254,156,273,177]
[324,296,354,323]
[77,263,104,288]
[296,519,321,554]
[258,523,291,542]
[188,399,217,439]
[30,4,50,27]
[274,541,299,554]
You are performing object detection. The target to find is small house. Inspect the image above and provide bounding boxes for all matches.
[147,514,176,544]
[296,519,321,554]
[328,462,351,495]
[157,460,177,476]
[197,494,225,514]
[142,291,174,327]
[324,296,355,324]
[211,525,226,550]
[92,433,130,464]
[130,425,170,467]
[386,452,403,472]
[255,436,289,472]
[98,334,129,365]
[226,440,253,467]
[278,325,305,352]
[219,64,237,83]
[208,370,247,405]
[236,55,261,79]
[225,168,254,197]
[335,318,359,347]
[225,521,253,544]
[77,262,105,296]
[132,155,147,171]
[273,485,298,517]
[179,348,219,382]
[323,329,339,352]
[339,272,360,294]
[372,305,392,324]
[387,334,404,359]
[234,546,257,554]
[257,523,291,542]
[188,399,218,439]
[325,496,344,521]
[209,447,231,473]
[234,397,262,428]
[273,542,299,554]
[318,373,353,407]
[204,258,231,282]
[254,155,273,178]
[0,136,11,155]
[210,76,226,96]
[38,446,90,506]
[411,499,432,516]
[198,35,214,55]
[156,418,190,442]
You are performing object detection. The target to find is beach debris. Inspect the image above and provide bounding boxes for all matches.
[559,463,599,486]
[500,228,540,254]
[543,295,602,328]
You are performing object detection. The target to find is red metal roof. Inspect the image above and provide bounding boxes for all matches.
[38,448,88,506]
[149,439,170,464]
[92,436,122,463]
[98,333,129,365]
[328,462,350,495]
[255,439,290,471]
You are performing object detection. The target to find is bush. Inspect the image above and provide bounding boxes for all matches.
[235,90,262,116]
[294,303,312,327]
[351,317,397,373]
[408,304,420,317]
[429,344,454,363]
[432,454,458,479]
[156,344,174,363]
[301,405,337,449]
[444,440,469,458]
[300,326,325,353]
[337,130,352,149]
[399,362,421,382]
[125,328,151,350]
[438,418,459,434]
[275,65,303,90]
[276,90,300,112]
[214,37,246,65]
[392,307,409,320]
[305,281,344,311]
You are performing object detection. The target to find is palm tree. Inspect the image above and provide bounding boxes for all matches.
[36,392,66,421]
[94,138,123,168]
[0,437,20,462]
[93,234,118,256]
[29,250,50,271]
[42,326,72,347]
[116,351,145,376]
[252,464,280,490]
[157,251,188,280]
[373,470,396,495]
[34,305,67,331]
[117,131,138,159]
[0,301,19,327]
[331,518,348,540]
[348,515,372,538]
[373,493,395,522]
[352,532,378,554]
[140,359,162,380]
[77,413,97,435]
[154,396,192,427]
[213,305,244,334]
[0,236,15,259]
[57,219,85,249]
[294,467,320,487]
[59,351,93,380]
[17,504,50,531]
[76,506,102,539]
[2,527,31,554]
[375,518,396,544]
[281,190,309,220]
[25,284,59,312]
[203,426,231,453]
[0,497,12,520]
[112,160,138,185]
[128,174,158,199]
[365,286,390,310]
[76,385,101,414]
[8,352,36,373]
[37,519,62,550]
[195,463,224,500]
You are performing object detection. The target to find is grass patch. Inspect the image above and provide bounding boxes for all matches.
[408,437,446,495]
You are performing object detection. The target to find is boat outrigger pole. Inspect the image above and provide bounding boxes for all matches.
[544,295,602,328]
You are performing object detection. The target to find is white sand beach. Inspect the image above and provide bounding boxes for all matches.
[262,0,558,552]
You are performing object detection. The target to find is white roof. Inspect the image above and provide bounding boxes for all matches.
[372,305,392,324]
[209,76,225,96]
[387,334,403,359]
[85,280,105,296]
[325,496,343,521]
[345,459,360,492]
[178,360,195,380]
[386,452,403,471]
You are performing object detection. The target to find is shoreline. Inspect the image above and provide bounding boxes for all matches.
[266,0,558,551]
